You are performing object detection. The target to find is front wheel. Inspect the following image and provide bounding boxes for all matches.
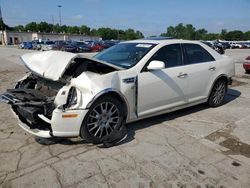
[208,79,227,107]
[80,96,124,144]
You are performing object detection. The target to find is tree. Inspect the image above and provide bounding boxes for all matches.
[244,31,250,40]
[79,25,91,35]
[220,29,227,40]
[67,26,80,34]
[25,22,37,32]
[161,26,176,37]
[37,22,53,33]
[225,30,244,41]
[185,24,196,39]
[13,25,25,32]
[195,29,208,40]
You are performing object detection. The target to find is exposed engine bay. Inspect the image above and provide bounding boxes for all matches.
[0,57,118,132]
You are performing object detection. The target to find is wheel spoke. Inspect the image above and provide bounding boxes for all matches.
[94,126,101,137]
[89,124,99,132]
[89,115,98,119]
[99,127,104,138]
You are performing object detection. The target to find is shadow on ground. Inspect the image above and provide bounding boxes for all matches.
[35,88,241,147]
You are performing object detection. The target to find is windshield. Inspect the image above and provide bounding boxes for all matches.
[94,43,156,69]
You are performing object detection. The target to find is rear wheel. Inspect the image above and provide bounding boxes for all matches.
[208,79,227,107]
[80,95,124,144]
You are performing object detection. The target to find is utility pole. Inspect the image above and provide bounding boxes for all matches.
[52,15,54,33]
[58,5,62,26]
[0,5,6,45]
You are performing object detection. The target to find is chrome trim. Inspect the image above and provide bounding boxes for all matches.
[86,88,130,121]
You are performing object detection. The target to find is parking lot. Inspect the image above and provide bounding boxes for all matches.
[1,47,250,187]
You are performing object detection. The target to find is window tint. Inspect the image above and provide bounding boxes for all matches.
[150,44,182,68]
[184,43,215,64]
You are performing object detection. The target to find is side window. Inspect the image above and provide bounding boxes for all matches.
[149,44,183,68]
[184,43,215,64]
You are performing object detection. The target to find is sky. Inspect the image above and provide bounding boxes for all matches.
[0,0,250,36]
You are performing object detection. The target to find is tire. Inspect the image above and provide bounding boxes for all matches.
[208,79,227,107]
[246,70,250,74]
[80,95,124,144]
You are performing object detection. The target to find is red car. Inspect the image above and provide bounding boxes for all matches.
[86,41,105,52]
[243,56,250,74]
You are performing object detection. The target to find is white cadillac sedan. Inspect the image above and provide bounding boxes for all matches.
[0,38,235,144]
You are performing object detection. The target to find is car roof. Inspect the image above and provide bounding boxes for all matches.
[123,39,203,45]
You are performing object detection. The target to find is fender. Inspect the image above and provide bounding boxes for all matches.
[207,74,230,98]
[86,88,130,121]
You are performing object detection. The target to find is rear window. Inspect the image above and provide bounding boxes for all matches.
[184,43,215,64]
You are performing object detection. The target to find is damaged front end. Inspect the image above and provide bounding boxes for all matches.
[0,51,121,138]
[0,74,62,137]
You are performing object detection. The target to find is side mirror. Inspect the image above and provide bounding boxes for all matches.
[147,60,165,71]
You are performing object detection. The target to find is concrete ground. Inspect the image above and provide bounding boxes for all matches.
[0,47,250,188]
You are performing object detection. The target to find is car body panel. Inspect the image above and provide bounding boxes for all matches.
[138,66,188,116]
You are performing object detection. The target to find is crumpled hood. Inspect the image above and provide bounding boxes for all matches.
[21,51,77,81]
[20,51,122,81]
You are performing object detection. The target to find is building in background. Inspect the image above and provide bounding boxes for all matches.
[0,30,100,45]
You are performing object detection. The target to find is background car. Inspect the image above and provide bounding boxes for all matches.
[201,41,225,54]
[21,42,33,49]
[86,41,105,52]
[61,42,78,53]
[101,40,119,49]
[52,40,68,51]
[243,56,250,74]
[41,41,55,51]
[70,41,91,53]
[76,42,91,53]
[32,40,44,50]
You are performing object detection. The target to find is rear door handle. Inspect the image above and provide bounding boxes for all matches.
[208,66,216,71]
[177,72,188,78]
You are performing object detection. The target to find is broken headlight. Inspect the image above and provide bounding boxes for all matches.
[66,87,78,107]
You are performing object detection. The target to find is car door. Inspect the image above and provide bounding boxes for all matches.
[137,44,188,117]
[182,43,217,102]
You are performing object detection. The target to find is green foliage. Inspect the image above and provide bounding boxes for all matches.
[25,22,37,32]
[10,21,143,40]
[220,29,227,40]
[161,23,249,41]
[225,30,244,41]
[89,27,143,40]
[13,25,25,32]
[7,21,250,41]
[244,31,250,40]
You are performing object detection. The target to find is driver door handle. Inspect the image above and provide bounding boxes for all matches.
[208,66,216,71]
[177,72,188,78]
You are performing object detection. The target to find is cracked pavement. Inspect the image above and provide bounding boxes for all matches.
[1,47,250,187]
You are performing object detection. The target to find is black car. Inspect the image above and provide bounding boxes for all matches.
[72,41,92,52]
[201,41,225,55]
[52,41,68,51]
